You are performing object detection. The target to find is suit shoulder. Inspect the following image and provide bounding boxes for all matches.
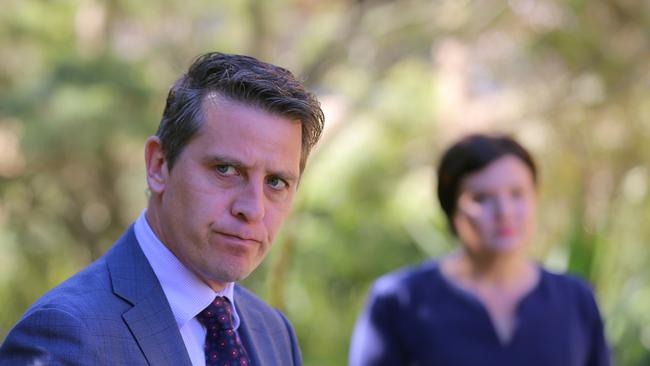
[25,257,113,318]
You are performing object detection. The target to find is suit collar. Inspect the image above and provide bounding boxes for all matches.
[106,226,193,366]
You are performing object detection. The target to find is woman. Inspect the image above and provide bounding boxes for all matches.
[349,134,611,366]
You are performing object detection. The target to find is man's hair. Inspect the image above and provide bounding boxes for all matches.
[156,52,325,172]
[437,133,537,235]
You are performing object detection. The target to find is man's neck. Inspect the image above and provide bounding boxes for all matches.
[144,206,229,292]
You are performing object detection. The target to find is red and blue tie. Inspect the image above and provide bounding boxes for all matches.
[197,296,252,366]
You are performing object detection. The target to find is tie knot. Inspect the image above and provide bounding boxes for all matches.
[198,296,235,330]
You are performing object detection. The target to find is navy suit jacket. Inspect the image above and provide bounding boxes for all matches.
[0,226,302,365]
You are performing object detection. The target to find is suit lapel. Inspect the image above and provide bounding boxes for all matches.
[106,226,193,366]
[235,285,295,365]
[235,291,267,365]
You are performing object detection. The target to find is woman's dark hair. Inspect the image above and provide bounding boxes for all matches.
[437,133,537,235]
[156,52,324,173]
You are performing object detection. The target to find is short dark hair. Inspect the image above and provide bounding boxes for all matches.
[437,133,537,235]
[156,52,325,172]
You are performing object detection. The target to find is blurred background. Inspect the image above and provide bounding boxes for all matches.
[1,0,649,364]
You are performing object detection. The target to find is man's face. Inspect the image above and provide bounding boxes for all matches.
[146,94,302,291]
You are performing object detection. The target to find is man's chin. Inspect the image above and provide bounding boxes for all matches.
[207,265,254,284]
[199,252,265,283]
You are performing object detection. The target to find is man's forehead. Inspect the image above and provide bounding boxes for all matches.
[193,94,302,174]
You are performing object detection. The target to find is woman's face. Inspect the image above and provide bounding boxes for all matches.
[453,155,537,255]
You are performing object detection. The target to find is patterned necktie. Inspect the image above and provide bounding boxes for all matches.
[197,296,252,366]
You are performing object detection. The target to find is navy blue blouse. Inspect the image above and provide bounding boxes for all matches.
[349,261,611,366]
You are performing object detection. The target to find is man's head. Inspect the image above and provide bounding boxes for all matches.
[156,52,324,173]
[144,52,324,291]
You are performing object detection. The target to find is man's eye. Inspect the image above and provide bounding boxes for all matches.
[266,176,288,190]
[215,165,237,176]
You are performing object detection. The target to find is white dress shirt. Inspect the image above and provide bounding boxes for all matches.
[134,210,241,366]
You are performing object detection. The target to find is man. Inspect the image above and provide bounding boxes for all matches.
[0,52,324,365]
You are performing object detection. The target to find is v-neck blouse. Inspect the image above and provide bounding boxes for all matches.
[349,261,611,366]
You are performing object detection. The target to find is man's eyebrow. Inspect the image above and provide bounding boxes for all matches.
[206,154,246,167]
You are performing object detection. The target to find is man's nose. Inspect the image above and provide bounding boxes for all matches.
[231,180,265,222]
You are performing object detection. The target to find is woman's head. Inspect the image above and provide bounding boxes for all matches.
[437,134,538,253]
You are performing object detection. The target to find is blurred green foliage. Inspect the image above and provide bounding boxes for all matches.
[1,0,649,365]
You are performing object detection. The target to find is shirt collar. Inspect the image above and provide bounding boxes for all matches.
[134,209,240,329]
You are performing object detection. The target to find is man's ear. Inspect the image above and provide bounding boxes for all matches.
[144,136,168,194]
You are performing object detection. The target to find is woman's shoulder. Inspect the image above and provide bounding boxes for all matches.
[539,268,608,336]
[538,267,601,312]
[539,267,596,294]
[368,260,442,298]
